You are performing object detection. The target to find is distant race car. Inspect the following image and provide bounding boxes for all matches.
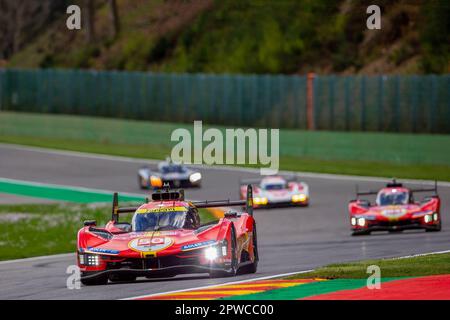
[349,179,442,236]
[77,184,258,285]
[239,175,309,208]
[138,159,202,189]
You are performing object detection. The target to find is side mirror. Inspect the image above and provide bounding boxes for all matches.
[114,222,132,233]
[84,220,96,227]
[358,200,371,207]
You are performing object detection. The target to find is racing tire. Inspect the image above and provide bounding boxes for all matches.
[138,175,148,190]
[81,273,109,286]
[109,274,137,283]
[210,226,238,278]
[239,223,258,275]
[351,230,371,236]
[426,222,442,232]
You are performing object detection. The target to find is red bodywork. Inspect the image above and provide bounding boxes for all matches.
[349,186,441,235]
[77,197,257,284]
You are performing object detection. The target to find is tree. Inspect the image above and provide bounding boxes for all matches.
[84,0,95,43]
[108,0,120,39]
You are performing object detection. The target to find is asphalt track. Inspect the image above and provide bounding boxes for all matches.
[0,144,449,299]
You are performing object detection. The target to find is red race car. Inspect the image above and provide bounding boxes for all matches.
[349,179,442,236]
[77,185,258,285]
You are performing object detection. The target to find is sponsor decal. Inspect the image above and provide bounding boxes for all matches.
[86,247,119,255]
[381,206,407,220]
[136,206,187,214]
[181,240,216,251]
[128,237,173,253]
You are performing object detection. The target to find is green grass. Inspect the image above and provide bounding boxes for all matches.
[0,203,215,261]
[287,253,450,280]
[1,111,449,181]
[1,134,449,182]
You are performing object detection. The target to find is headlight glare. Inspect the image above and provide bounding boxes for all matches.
[357,218,366,227]
[189,172,202,183]
[253,197,268,205]
[204,247,218,261]
[292,194,307,202]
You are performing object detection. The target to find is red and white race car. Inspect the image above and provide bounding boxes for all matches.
[239,175,309,208]
[77,185,257,285]
[349,180,442,235]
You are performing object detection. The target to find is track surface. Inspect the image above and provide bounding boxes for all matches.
[0,144,449,299]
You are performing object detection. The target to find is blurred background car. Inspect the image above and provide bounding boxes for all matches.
[138,159,202,189]
[240,176,309,208]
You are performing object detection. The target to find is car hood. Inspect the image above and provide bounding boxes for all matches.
[83,229,218,258]
[362,205,424,220]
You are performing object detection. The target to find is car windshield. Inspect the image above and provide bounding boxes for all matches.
[161,165,186,174]
[377,191,408,206]
[132,210,187,231]
[262,183,286,191]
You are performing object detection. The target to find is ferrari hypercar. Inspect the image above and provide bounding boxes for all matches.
[77,185,258,285]
[239,175,309,208]
[138,159,202,189]
[349,179,442,235]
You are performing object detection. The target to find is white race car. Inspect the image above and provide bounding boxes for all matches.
[240,175,309,208]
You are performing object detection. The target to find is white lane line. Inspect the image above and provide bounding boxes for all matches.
[0,253,74,265]
[388,249,450,260]
[1,143,449,187]
[122,269,315,300]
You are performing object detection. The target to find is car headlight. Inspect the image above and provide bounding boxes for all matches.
[150,176,163,188]
[253,197,268,205]
[357,218,366,227]
[78,253,85,265]
[189,172,202,183]
[433,213,439,221]
[292,194,307,202]
[351,217,357,226]
[424,214,433,223]
[204,246,218,261]
[80,254,100,266]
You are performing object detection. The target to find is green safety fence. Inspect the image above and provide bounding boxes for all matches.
[313,75,450,133]
[0,68,448,133]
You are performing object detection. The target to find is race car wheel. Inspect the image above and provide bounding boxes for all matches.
[80,272,109,286]
[239,223,258,274]
[426,222,442,232]
[351,230,371,236]
[210,226,237,278]
[109,274,137,283]
[138,175,148,189]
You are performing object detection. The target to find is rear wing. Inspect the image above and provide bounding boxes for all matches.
[111,184,254,222]
[410,180,438,195]
[239,175,299,186]
[192,184,253,216]
[354,179,438,200]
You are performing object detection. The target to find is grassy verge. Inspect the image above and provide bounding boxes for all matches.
[0,203,215,261]
[1,111,449,181]
[1,134,449,181]
[286,253,450,280]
